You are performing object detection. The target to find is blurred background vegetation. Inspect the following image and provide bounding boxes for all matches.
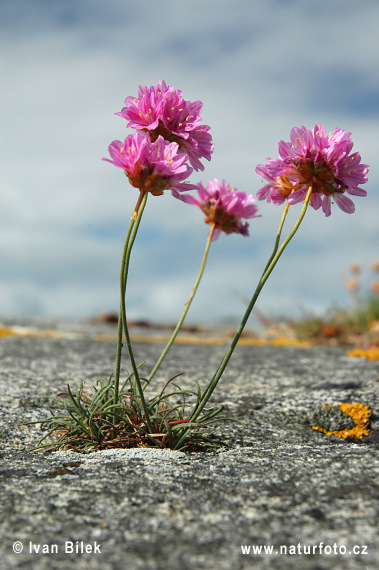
[294,261,379,346]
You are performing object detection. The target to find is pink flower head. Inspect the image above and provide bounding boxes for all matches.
[173,179,260,240]
[256,125,369,216]
[116,80,214,172]
[103,131,196,196]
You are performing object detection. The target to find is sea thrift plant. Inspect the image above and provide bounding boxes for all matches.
[173,179,260,240]
[104,131,196,215]
[256,125,369,216]
[117,80,214,171]
[31,84,369,453]
[104,132,196,196]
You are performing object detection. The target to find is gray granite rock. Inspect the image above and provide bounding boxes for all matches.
[1,319,378,569]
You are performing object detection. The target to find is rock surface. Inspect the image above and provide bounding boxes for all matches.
[1,318,378,569]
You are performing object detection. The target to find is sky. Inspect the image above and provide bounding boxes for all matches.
[1,0,378,328]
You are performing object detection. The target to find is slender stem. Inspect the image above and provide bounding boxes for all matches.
[197,187,312,417]
[147,224,215,383]
[133,190,146,219]
[260,203,289,278]
[120,192,153,430]
[114,191,152,431]
[174,187,313,449]
[114,216,136,402]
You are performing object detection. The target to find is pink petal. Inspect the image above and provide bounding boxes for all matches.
[322,196,332,217]
[310,193,322,210]
[287,188,308,204]
[334,193,355,214]
[257,185,273,200]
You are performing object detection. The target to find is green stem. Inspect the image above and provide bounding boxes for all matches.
[115,191,152,431]
[260,203,289,278]
[147,224,215,383]
[174,187,313,448]
[114,217,136,402]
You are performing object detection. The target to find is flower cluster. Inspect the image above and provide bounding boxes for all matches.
[256,125,369,216]
[103,132,196,196]
[173,179,260,240]
[104,81,213,200]
[117,80,213,172]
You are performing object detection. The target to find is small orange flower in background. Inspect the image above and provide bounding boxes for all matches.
[312,402,371,439]
[371,261,379,273]
[370,281,379,294]
[350,263,361,275]
[345,277,360,293]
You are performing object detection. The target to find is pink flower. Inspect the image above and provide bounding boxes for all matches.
[103,131,196,196]
[173,179,260,240]
[256,125,369,216]
[116,80,214,172]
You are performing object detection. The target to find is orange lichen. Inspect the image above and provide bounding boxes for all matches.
[220,336,312,347]
[312,402,371,439]
[1,326,312,347]
[346,348,379,361]
[0,327,63,339]
[0,327,19,338]
[94,334,312,347]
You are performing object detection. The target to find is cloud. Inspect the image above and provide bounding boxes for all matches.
[1,0,378,324]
